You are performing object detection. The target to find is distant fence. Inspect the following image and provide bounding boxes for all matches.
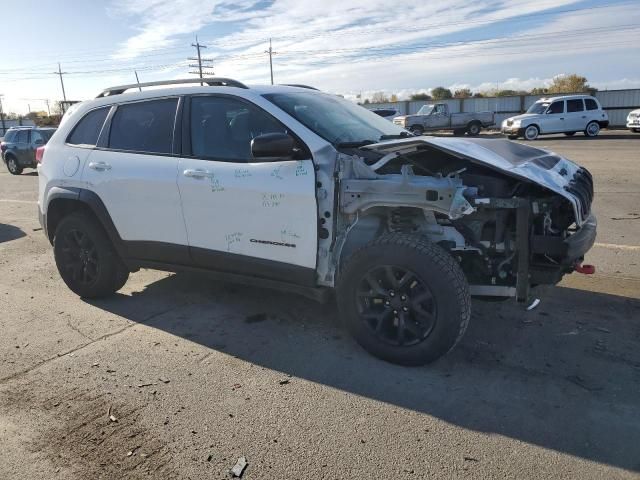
[0,119,36,137]
[365,88,640,127]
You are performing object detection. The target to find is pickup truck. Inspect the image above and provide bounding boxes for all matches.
[393,103,495,136]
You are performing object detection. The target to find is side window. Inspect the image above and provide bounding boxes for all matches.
[67,107,110,146]
[585,98,599,111]
[434,104,446,114]
[109,98,178,154]
[190,96,288,162]
[15,130,29,143]
[567,99,584,113]
[31,131,45,144]
[547,101,564,114]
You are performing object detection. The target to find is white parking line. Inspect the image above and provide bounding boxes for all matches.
[594,242,640,251]
[0,199,37,204]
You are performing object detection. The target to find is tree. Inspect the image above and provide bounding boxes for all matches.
[472,92,484,98]
[530,87,548,95]
[495,89,522,97]
[363,99,370,104]
[409,93,431,101]
[453,88,472,98]
[548,74,592,94]
[371,91,389,103]
[390,94,399,102]
[431,87,453,100]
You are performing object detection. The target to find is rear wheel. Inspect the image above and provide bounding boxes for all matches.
[564,131,576,136]
[5,155,22,175]
[53,212,129,298]
[467,122,481,136]
[337,233,471,365]
[410,125,424,136]
[584,121,600,137]
[524,125,539,141]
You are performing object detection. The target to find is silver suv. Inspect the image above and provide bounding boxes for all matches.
[502,95,609,140]
[38,78,597,365]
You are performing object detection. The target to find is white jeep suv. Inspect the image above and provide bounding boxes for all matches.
[38,78,597,365]
[501,95,609,140]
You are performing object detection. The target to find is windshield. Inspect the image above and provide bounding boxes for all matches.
[417,105,434,115]
[263,92,407,145]
[527,102,550,114]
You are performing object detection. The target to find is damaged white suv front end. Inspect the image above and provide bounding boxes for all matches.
[331,136,596,302]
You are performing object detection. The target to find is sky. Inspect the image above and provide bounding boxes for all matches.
[1,0,639,114]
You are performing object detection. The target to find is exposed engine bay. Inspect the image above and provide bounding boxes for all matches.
[332,137,596,301]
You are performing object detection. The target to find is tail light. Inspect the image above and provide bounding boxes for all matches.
[0,142,6,152]
[35,146,46,164]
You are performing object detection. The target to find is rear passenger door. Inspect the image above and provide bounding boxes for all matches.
[565,99,587,132]
[81,98,189,262]
[177,95,317,283]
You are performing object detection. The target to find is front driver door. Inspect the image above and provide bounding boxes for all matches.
[542,100,566,133]
[177,95,317,284]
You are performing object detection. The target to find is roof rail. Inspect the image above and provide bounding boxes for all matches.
[96,77,249,98]
[280,84,319,90]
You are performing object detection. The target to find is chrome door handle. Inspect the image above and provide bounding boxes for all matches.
[560,117,565,120]
[88,161,112,171]
[183,168,212,178]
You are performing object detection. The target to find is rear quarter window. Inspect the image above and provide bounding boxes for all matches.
[585,98,599,111]
[67,107,110,146]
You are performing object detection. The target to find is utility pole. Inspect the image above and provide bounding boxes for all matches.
[265,38,277,85]
[0,95,6,136]
[45,99,51,116]
[53,62,68,113]
[134,70,142,91]
[188,36,214,85]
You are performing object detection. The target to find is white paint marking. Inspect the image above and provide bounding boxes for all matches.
[0,199,37,204]
[594,242,640,251]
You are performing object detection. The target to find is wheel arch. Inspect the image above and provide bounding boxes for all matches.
[45,189,125,258]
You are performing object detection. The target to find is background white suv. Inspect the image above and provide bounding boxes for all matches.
[501,95,609,140]
[627,108,640,133]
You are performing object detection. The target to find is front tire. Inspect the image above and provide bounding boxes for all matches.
[5,155,22,175]
[53,212,129,298]
[337,233,471,366]
[584,121,600,137]
[410,125,424,136]
[524,125,539,141]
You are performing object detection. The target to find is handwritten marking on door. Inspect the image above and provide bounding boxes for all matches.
[271,166,284,180]
[295,162,308,176]
[280,228,301,243]
[225,232,243,251]
[235,168,251,178]
[209,174,225,192]
[262,193,285,208]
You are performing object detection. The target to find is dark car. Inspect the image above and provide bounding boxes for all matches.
[1,127,56,175]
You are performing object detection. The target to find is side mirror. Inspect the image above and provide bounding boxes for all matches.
[251,132,295,160]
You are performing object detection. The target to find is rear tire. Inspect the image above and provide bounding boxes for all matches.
[564,131,576,136]
[5,155,22,175]
[53,212,129,298]
[467,122,481,136]
[584,121,600,137]
[337,233,471,366]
